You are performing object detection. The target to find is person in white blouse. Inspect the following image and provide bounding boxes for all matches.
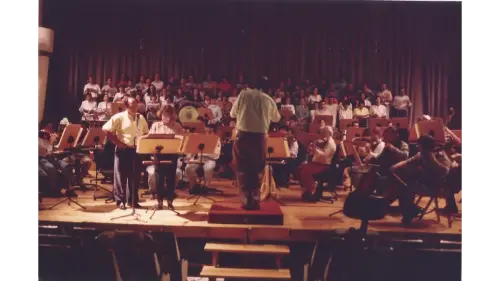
[152,73,164,92]
[370,96,388,118]
[307,88,322,105]
[359,92,372,107]
[159,88,169,104]
[113,86,126,102]
[79,93,98,120]
[377,83,393,117]
[101,78,117,99]
[125,80,136,95]
[97,96,113,121]
[324,97,339,127]
[392,88,412,117]
[135,75,147,92]
[310,102,320,121]
[281,97,296,115]
[83,76,101,99]
[146,95,162,120]
[339,100,353,120]
[207,97,223,126]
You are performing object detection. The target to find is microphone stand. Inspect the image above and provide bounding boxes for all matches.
[111,113,145,222]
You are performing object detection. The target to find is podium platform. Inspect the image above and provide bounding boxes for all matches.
[208,201,284,225]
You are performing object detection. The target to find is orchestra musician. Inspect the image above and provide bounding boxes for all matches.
[184,128,221,190]
[102,97,149,210]
[389,135,451,223]
[146,106,184,209]
[231,76,281,210]
[206,97,223,130]
[38,121,74,197]
[298,126,336,202]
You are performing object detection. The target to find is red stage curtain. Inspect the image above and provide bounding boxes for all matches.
[41,1,461,127]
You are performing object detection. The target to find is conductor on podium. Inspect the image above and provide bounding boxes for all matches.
[230,76,281,210]
[102,97,149,210]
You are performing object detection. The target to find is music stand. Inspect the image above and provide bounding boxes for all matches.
[48,124,86,210]
[369,118,390,132]
[136,134,183,219]
[111,102,125,116]
[390,117,409,129]
[313,114,334,126]
[80,128,112,201]
[339,119,356,131]
[408,120,446,144]
[309,123,323,134]
[346,127,365,141]
[197,108,215,121]
[182,134,222,205]
[263,137,291,206]
[182,121,206,133]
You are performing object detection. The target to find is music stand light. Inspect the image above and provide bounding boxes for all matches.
[263,137,291,206]
[48,124,86,210]
[182,134,223,205]
[80,128,112,201]
[408,120,446,144]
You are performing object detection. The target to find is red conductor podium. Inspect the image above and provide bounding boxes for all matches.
[208,201,284,225]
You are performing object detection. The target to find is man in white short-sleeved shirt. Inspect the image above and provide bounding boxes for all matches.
[83,76,101,99]
[102,97,148,210]
[152,73,164,92]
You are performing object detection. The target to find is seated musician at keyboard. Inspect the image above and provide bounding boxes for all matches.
[38,121,74,197]
[146,106,184,208]
[184,134,221,189]
[297,126,336,202]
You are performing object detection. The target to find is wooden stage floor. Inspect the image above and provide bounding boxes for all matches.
[38,177,462,242]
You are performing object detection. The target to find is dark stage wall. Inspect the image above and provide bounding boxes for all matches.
[41,0,461,127]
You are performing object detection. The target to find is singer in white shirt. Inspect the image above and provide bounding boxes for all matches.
[83,76,101,99]
[97,96,113,121]
[79,93,98,120]
[370,96,388,118]
[339,101,353,120]
[392,88,412,117]
[152,73,164,92]
[101,78,117,98]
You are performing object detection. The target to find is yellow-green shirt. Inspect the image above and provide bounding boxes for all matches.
[230,88,281,134]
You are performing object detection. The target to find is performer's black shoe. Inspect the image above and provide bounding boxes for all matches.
[167,201,175,210]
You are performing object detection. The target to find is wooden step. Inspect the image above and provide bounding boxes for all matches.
[205,243,290,255]
[200,266,291,280]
